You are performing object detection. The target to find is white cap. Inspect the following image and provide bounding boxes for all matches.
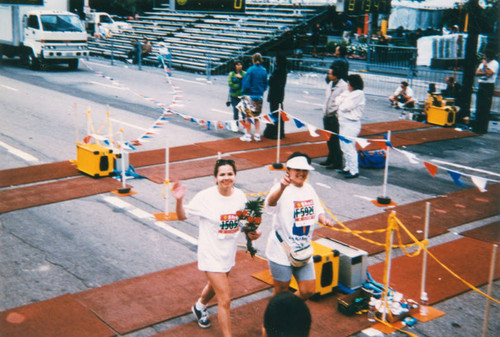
[286,156,315,171]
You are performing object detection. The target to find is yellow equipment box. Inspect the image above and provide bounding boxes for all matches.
[426,106,456,126]
[290,241,339,297]
[76,142,114,177]
[424,93,457,126]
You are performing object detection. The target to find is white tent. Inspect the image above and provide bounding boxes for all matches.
[388,0,469,30]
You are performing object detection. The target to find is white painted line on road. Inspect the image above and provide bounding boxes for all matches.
[211,108,232,115]
[155,221,198,246]
[354,194,373,202]
[102,195,127,207]
[0,140,39,163]
[109,118,149,131]
[296,99,323,107]
[90,81,127,90]
[316,182,331,189]
[101,195,198,245]
[85,61,114,68]
[1,84,19,92]
[129,208,154,219]
[174,77,207,86]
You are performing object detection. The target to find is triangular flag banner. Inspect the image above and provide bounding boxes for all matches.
[356,138,370,149]
[471,175,488,192]
[339,135,352,144]
[307,124,320,137]
[293,118,306,128]
[280,110,290,122]
[401,150,419,164]
[447,170,465,186]
[424,162,438,177]
[263,115,274,124]
[318,129,332,141]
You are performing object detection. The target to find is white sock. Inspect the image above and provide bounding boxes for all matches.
[196,299,207,311]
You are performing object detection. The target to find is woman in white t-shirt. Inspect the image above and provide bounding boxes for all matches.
[173,159,260,337]
[265,152,335,300]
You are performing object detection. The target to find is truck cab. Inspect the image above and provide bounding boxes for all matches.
[85,11,131,37]
[22,10,88,69]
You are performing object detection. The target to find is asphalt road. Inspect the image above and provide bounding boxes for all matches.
[0,57,499,337]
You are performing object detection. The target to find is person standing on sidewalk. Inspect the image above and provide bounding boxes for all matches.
[240,53,268,142]
[264,55,287,140]
[228,60,246,132]
[336,74,365,179]
[474,49,498,134]
[320,64,348,170]
[173,159,261,337]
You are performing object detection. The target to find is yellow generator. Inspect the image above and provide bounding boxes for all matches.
[290,241,340,298]
[76,142,114,177]
[424,92,457,126]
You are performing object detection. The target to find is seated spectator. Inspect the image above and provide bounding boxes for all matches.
[127,38,152,64]
[441,76,462,101]
[389,81,416,109]
[262,292,311,337]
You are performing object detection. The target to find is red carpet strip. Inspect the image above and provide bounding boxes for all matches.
[74,251,269,335]
[153,294,370,337]
[368,237,500,305]
[314,184,500,255]
[0,294,115,337]
[461,221,500,245]
[0,161,79,188]
[0,177,124,214]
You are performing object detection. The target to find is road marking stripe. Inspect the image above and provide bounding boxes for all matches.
[109,118,149,131]
[316,182,331,189]
[354,194,373,201]
[101,195,197,245]
[1,84,19,91]
[0,140,39,163]
[155,221,198,245]
[89,81,127,90]
[211,108,232,115]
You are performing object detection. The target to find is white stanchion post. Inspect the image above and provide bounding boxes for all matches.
[420,202,431,316]
[481,244,498,337]
[377,130,392,204]
[120,129,127,190]
[276,108,281,163]
[74,103,79,144]
[164,138,169,216]
[272,106,284,169]
[382,211,396,322]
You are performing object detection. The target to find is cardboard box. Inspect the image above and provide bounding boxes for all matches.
[489,120,500,133]
[337,288,371,316]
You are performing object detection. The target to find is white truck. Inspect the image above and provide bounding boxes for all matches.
[0,0,88,70]
[85,11,131,37]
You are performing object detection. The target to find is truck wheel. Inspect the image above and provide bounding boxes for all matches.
[27,52,41,70]
[68,59,79,70]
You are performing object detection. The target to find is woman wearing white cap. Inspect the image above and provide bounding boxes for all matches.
[265,152,335,300]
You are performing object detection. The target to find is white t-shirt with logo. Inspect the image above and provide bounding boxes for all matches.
[186,185,247,272]
[264,182,324,266]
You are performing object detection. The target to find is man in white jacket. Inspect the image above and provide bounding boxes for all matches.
[335,74,366,179]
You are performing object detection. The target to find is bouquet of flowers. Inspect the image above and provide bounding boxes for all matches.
[237,197,264,257]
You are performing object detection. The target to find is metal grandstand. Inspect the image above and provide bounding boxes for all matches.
[87,1,330,73]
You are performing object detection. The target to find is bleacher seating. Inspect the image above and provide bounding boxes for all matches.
[87,1,326,72]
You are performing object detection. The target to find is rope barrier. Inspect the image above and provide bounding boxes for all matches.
[393,215,500,305]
